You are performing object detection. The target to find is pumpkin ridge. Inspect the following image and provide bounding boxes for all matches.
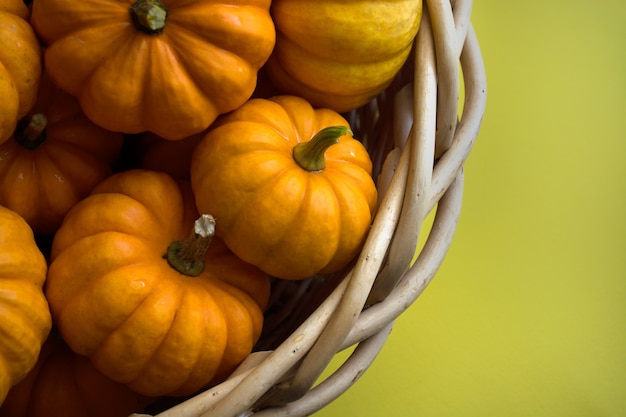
[198,279,259,381]
[51,277,141,352]
[118,279,183,378]
[324,165,378,216]
[259,171,341,277]
[86,262,179,352]
[39,137,110,174]
[196,151,293,233]
[168,284,228,386]
[0,144,24,180]
[199,240,271,309]
[150,28,213,101]
[277,27,416,65]
[167,4,274,67]
[143,37,223,138]
[34,143,105,202]
[316,173,373,271]
[51,203,164,255]
[0,204,51,403]
[32,153,81,229]
[0,149,41,225]
[225,102,301,143]
[84,193,182,246]
[89,32,154,132]
[43,117,125,161]
[123,285,226,395]
[0,287,50,360]
[271,100,315,144]
[160,26,256,113]
[31,0,129,42]
[265,56,382,110]
[48,233,155,312]
[272,0,421,58]
[43,24,133,98]
[272,45,401,96]
[0,12,42,119]
[230,166,307,260]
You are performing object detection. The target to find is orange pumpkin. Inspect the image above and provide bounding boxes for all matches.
[46,169,271,397]
[0,335,152,417]
[30,0,276,140]
[0,205,51,405]
[0,4,42,143]
[0,0,29,19]
[0,73,124,235]
[265,0,422,112]
[191,95,378,280]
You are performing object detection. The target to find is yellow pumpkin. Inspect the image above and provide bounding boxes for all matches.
[0,205,51,405]
[46,169,271,397]
[30,0,276,140]
[0,4,42,143]
[264,0,422,112]
[191,95,378,280]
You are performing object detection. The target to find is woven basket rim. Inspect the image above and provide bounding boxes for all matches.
[134,0,487,415]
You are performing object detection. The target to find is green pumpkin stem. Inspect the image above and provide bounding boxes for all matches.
[130,0,168,34]
[166,214,215,277]
[293,126,352,172]
[14,113,47,150]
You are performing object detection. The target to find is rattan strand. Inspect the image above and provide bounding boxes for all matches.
[428,0,460,158]
[342,24,487,351]
[131,0,486,415]
[367,3,438,304]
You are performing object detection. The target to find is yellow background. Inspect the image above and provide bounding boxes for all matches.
[316,1,626,416]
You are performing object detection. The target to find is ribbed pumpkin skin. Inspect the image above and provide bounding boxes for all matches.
[0,7,42,144]
[0,74,124,235]
[0,335,152,417]
[0,0,29,20]
[0,206,51,405]
[46,169,271,397]
[265,0,422,112]
[30,0,276,140]
[191,95,378,280]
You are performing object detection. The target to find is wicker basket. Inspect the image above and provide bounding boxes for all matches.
[133,0,486,415]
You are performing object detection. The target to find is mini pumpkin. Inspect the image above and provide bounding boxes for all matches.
[30,0,276,140]
[0,73,124,235]
[46,169,271,397]
[0,205,51,405]
[0,335,152,417]
[0,0,29,20]
[0,4,42,143]
[264,0,422,112]
[191,95,378,280]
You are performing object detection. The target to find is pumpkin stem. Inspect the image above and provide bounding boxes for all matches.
[14,113,47,150]
[293,126,352,172]
[166,214,215,277]
[130,0,168,35]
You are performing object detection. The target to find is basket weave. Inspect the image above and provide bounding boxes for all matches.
[133,0,486,415]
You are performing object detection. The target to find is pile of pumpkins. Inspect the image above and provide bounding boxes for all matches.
[0,0,423,415]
